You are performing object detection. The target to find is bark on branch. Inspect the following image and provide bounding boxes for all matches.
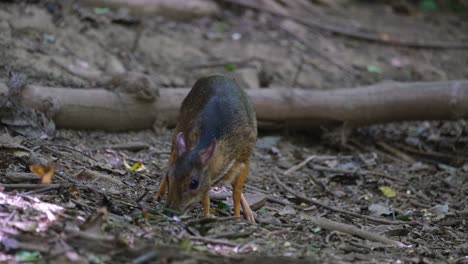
[1,80,467,131]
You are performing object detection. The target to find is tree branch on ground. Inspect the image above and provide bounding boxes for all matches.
[1,80,468,131]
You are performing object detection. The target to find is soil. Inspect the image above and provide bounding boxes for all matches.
[0,1,467,263]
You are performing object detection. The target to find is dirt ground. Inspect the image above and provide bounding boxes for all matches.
[0,0,468,263]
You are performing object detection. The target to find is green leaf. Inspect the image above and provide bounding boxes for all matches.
[224,63,236,72]
[129,162,142,171]
[308,242,321,248]
[179,239,192,252]
[258,207,266,214]
[309,226,321,233]
[217,202,230,210]
[379,186,397,198]
[193,245,208,251]
[16,251,40,262]
[419,0,437,10]
[396,215,412,222]
[366,65,382,74]
[94,7,110,15]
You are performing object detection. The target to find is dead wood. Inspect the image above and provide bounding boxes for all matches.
[311,217,406,247]
[1,80,468,131]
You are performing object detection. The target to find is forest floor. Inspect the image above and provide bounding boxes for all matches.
[0,0,467,263]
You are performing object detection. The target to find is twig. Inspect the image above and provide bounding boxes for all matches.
[307,174,335,196]
[43,144,98,162]
[273,172,412,225]
[376,141,416,163]
[409,186,432,203]
[311,217,406,247]
[5,172,40,182]
[394,143,466,163]
[187,235,237,247]
[219,0,468,49]
[2,183,62,189]
[77,168,124,186]
[96,142,150,151]
[136,190,148,203]
[284,155,316,175]
[23,184,63,195]
[244,184,269,194]
[210,230,254,239]
[266,196,303,209]
[128,250,159,264]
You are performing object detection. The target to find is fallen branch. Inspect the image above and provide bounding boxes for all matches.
[311,217,406,247]
[5,172,40,182]
[1,183,63,189]
[1,80,468,131]
[376,141,415,163]
[76,168,124,186]
[187,235,237,247]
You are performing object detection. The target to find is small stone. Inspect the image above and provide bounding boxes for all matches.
[431,204,449,216]
[462,163,468,172]
[231,32,242,40]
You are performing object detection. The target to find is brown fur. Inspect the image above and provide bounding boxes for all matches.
[155,75,257,221]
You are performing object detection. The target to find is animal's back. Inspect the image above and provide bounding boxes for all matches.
[174,75,257,162]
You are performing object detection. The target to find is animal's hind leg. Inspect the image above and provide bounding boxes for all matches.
[231,161,254,222]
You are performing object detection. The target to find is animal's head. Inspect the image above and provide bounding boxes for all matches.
[165,132,216,215]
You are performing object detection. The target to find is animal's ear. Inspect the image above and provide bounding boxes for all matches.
[201,138,216,166]
[175,132,187,157]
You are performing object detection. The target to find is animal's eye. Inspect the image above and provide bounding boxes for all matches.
[189,179,199,190]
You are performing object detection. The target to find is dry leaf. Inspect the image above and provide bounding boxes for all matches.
[30,161,56,184]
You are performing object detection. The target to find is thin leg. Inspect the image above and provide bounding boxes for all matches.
[231,161,254,222]
[155,174,167,201]
[240,192,255,223]
[202,191,210,217]
[155,151,176,201]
